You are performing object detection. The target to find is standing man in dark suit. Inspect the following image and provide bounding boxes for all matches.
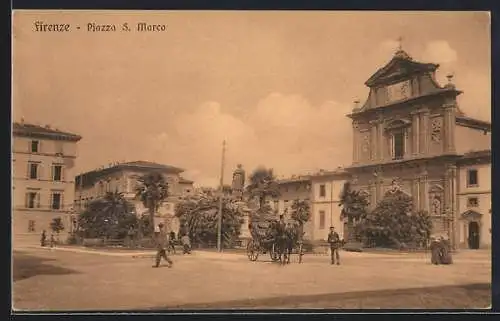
[327,226,341,265]
[153,223,173,268]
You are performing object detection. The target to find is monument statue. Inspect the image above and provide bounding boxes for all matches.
[231,164,245,200]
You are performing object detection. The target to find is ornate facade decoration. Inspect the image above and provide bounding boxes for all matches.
[361,133,370,152]
[431,195,442,216]
[431,117,442,142]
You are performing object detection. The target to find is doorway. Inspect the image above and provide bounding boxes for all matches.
[468,221,480,249]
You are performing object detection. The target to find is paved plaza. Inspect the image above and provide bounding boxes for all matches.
[12,246,491,311]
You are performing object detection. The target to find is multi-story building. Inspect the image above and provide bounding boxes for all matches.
[456,150,491,249]
[345,47,491,249]
[74,161,195,234]
[309,169,351,241]
[271,175,312,238]
[12,121,82,245]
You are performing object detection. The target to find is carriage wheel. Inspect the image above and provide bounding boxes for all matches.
[270,243,280,262]
[247,240,259,261]
[298,243,304,264]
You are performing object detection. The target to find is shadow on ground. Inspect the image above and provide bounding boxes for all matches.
[158,283,491,310]
[13,251,81,282]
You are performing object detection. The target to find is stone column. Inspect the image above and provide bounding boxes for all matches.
[353,121,359,164]
[419,171,429,213]
[376,178,383,203]
[370,121,378,161]
[412,175,420,211]
[446,164,458,248]
[368,180,376,209]
[377,118,385,161]
[411,111,420,157]
[443,103,456,153]
[419,108,430,155]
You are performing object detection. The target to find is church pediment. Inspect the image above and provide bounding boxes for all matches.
[365,50,439,87]
[460,210,483,221]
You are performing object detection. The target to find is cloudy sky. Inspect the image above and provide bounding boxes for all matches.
[13,11,491,187]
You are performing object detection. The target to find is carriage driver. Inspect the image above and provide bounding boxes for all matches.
[327,226,341,265]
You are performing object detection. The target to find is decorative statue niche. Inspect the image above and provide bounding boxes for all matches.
[429,184,444,216]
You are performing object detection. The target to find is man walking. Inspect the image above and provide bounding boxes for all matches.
[153,223,173,268]
[327,226,341,265]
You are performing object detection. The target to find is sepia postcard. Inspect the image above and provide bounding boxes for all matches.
[11,10,491,312]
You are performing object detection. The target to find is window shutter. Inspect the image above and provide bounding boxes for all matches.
[36,193,41,208]
[25,192,29,208]
[60,194,64,210]
[61,166,65,181]
[26,163,30,179]
[49,193,53,210]
[37,164,42,180]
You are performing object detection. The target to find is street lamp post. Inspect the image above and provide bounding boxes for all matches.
[217,140,226,252]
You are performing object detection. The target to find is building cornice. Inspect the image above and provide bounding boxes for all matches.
[13,122,82,142]
[456,116,491,132]
[347,88,461,119]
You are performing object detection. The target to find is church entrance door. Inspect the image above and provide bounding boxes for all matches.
[468,221,480,250]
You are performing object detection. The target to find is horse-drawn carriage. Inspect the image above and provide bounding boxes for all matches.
[246,218,304,264]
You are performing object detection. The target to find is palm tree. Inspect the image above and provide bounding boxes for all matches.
[135,173,169,235]
[338,181,369,242]
[246,166,280,210]
[291,199,311,239]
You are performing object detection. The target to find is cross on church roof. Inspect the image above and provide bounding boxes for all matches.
[397,36,403,51]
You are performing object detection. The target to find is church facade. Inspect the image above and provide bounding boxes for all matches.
[345,48,491,249]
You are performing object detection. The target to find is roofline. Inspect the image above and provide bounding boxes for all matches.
[346,88,462,118]
[277,177,311,184]
[364,56,439,87]
[13,123,82,142]
[456,116,491,132]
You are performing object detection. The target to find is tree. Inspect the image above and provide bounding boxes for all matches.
[290,199,311,239]
[355,190,433,248]
[246,166,280,209]
[78,192,137,239]
[135,173,169,235]
[338,181,370,242]
[50,217,65,237]
[175,191,245,248]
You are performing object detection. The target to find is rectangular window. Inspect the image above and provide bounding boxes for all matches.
[467,169,478,187]
[28,220,36,232]
[319,211,326,229]
[51,193,62,210]
[319,184,326,198]
[26,192,38,208]
[29,163,38,179]
[52,165,62,181]
[393,131,405,160]
[467,197,479,208]
[31,140,39,153]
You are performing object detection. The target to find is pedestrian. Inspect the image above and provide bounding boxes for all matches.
[40,230,47,247]
[49,233,56,249]
[153,223,173,268]
[181,233,191,254]
[127,226,135,248]
[168,231,176,254]
[327,226,341,265]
